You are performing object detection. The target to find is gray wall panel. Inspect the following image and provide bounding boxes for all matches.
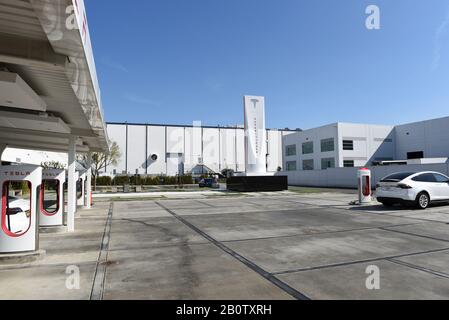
[127,125,147,174]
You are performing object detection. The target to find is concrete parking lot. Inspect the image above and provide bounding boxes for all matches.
[2,190,449,300]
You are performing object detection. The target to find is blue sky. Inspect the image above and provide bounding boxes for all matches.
[86,0,449,130]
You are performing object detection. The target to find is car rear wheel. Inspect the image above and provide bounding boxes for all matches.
[380,200,395,207]
[416,192,430,210]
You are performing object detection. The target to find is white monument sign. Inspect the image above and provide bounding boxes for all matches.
[244,95,267,176]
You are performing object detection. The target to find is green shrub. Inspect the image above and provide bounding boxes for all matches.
[110,175,194,186]
[179,175,193,184]
[112,175,130,185]
[129,175,143,185]
[96,176,112,186]
[143,176,160,185]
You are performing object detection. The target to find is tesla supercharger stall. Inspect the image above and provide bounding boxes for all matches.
[77,171,86,207]
[0,165,42,254]
[40,169,65,228]
[358,168,372,204]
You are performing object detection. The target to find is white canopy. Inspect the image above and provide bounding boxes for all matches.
[0,0,109,153]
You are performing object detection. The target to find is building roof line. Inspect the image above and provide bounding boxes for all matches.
[106,122,302,132]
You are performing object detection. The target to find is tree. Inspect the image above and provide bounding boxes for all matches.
[41,161,66,170]
[78,141,121,190]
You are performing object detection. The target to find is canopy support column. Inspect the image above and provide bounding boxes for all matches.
[67,136,77,232]
[85,151,92,209]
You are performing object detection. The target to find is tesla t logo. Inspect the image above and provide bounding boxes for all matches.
[251,99,259,109]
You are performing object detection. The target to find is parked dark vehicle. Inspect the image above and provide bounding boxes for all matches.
[199,178,219,189]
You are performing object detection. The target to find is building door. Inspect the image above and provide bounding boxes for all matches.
[166,153,184,176]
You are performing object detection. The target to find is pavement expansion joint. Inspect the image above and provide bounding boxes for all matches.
[155,201,311,300]
[272,247,449,276]
[90,202,114,300]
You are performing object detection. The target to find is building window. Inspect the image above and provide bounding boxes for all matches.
[303,159,314,171]
[286,161,297,171]
[302,142,314,154]
[321,158,335,170]
[343,160,355,167]
[285,145,297,156]
[407,151,424,160]
[321,138,335,152]
[343,140,354,151]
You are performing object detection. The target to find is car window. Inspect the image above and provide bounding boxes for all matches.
[412,173,437,183]
[381,172,415,182]
[433,173,449,183]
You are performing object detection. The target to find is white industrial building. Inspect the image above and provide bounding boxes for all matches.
[394,116,449,161]
[106,123,297,176]
[283,116,449,173]
[283,116,449,187]
[104,115,449,179]
[283,122,396,171]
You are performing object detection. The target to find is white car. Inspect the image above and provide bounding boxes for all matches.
[376,171,449,209]
[5,196,31,234]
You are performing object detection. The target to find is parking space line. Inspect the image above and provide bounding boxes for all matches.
[105,217,210,251]
[90,202,114,301]
[220,222,425,244]
[194,200,216,208]
[290,200,449,225]
[155,201,311,300]
[388,258,449,280]
[271,247,449,276]
[106,241,212,253]
[241,200,273,208]
[379,227,449,244]
[164,206,318,217]
[0,260,97,272]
